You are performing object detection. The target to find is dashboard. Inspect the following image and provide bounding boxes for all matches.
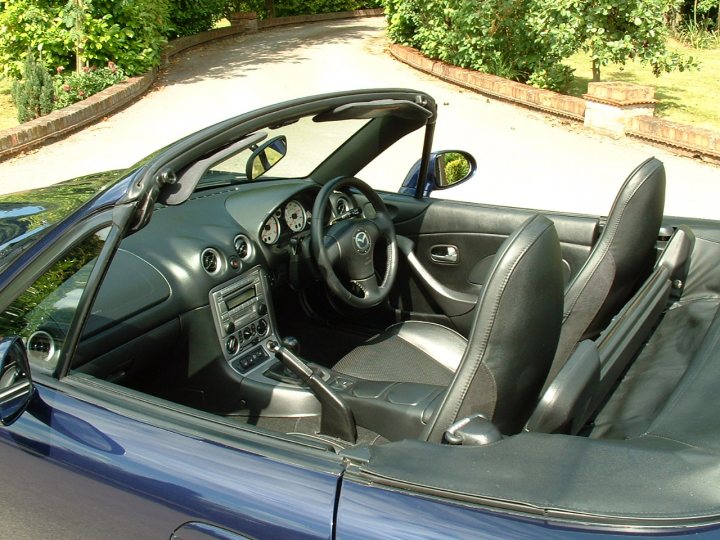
[72,179,364,377]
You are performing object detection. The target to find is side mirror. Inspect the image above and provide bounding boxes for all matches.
[399,150,476,197]
[246,135,287,180]
[0,337,35,426]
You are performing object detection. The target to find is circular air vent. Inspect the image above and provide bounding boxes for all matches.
[234,234,253,261]
[201,248,223,275]
[27,331,56,365]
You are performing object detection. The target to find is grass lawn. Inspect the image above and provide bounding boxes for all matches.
[564,41,720,131]
[0,78,19,131]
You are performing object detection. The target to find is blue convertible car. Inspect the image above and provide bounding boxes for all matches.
[1,89,719,538]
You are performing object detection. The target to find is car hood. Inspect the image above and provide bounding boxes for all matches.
[0,171,127,261]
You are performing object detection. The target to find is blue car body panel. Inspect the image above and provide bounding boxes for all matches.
[0,380,339,539]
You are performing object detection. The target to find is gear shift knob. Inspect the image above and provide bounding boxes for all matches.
[282,336,300,355]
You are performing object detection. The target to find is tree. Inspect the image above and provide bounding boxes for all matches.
[546,0,695,81]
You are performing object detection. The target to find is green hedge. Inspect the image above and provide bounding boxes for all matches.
[0,0,170,78]
[384,0,692,91]
[275,0,381,17]
[384,0,575,90]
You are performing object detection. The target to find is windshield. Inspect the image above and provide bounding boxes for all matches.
[197,116,370,187]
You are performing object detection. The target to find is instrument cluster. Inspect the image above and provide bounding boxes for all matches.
[260,192,354,246]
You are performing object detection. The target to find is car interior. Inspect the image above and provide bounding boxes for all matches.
[10,90,720,526]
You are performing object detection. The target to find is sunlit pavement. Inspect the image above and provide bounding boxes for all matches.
[0,17,717,218]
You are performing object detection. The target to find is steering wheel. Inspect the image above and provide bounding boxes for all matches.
[311,177,398,308]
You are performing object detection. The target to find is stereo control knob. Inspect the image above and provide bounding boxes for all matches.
[223,321,236,335]
[256,303,267,316]
[243,327,253,340]
[256,319,268,336]
[226,336,239,355]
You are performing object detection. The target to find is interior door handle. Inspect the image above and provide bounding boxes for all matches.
[430,245,459,264]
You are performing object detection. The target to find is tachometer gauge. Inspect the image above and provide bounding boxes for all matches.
[284,200,306,232]
[261,215,281,244]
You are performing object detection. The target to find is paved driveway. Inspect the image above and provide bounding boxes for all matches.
[0,17,717,218]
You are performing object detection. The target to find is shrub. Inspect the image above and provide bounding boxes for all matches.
[0,0,170,78]
[10,49,54,123]
[443,155,470,185]
[53,62,126,109]
[384,0,577,90]
[166,0,227,38]
[385,0,695,91]
[275,0,381,17]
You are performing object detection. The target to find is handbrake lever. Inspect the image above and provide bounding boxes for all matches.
[267,341,357,443]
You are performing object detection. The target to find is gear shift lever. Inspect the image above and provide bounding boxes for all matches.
[282,336,300,355]
[267,340,357,443]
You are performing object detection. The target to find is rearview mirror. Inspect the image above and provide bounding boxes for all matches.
[246,135,287,180]
[399,150,476,197]
[0,336,35,426]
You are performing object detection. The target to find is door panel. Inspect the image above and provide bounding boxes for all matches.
[386,197,599,335]
[0,380,340,540]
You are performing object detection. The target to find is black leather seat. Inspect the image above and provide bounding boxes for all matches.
[542,157,666,389]
[333,214,564,439]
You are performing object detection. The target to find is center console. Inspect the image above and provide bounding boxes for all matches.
[209,266,277,374]
[209,267,444,440]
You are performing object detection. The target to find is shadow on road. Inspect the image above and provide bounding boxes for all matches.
[161,21,380,86]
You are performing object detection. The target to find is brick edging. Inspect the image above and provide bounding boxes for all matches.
[260,8,383,29]
[0,72,155,160]
[629,116,720,160]
[0,8,384,162]
[389,43,720,162]
[389,44,585,121]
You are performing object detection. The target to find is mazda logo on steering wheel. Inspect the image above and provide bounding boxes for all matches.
[354,230,371,253]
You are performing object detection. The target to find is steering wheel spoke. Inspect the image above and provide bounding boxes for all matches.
[323,235,342,266]
[352,274,382,304]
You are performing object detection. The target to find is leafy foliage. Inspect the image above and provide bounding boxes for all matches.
[384,0,696,90]
[53,62,126,109]
[553,0,697,80]
[274,0,381,17]
[384,0,577,90]
[10,49,54,122]
[0,0,170,78]
[166,0,227,38]
[442,153,471,186]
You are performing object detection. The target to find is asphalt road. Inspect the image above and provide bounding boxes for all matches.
[0,17,717,218]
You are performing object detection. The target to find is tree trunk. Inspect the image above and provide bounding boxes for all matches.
[266,0,275,18]
[592,59,601,82]
[74,0,84,72]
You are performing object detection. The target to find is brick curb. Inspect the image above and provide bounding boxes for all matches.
[389,44,585,121]
[0,8,384,162]
[389,43,720,162]
[629,116,720,161]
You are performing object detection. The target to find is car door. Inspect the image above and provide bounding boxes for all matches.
[0,208,342,540]
[340,188,598,336]
[356,150,600,336]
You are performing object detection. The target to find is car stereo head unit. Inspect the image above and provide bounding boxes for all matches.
[209,266,276,374]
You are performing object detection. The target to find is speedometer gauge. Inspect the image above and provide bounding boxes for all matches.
[284,200,306,232]
[261,215,281,244]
